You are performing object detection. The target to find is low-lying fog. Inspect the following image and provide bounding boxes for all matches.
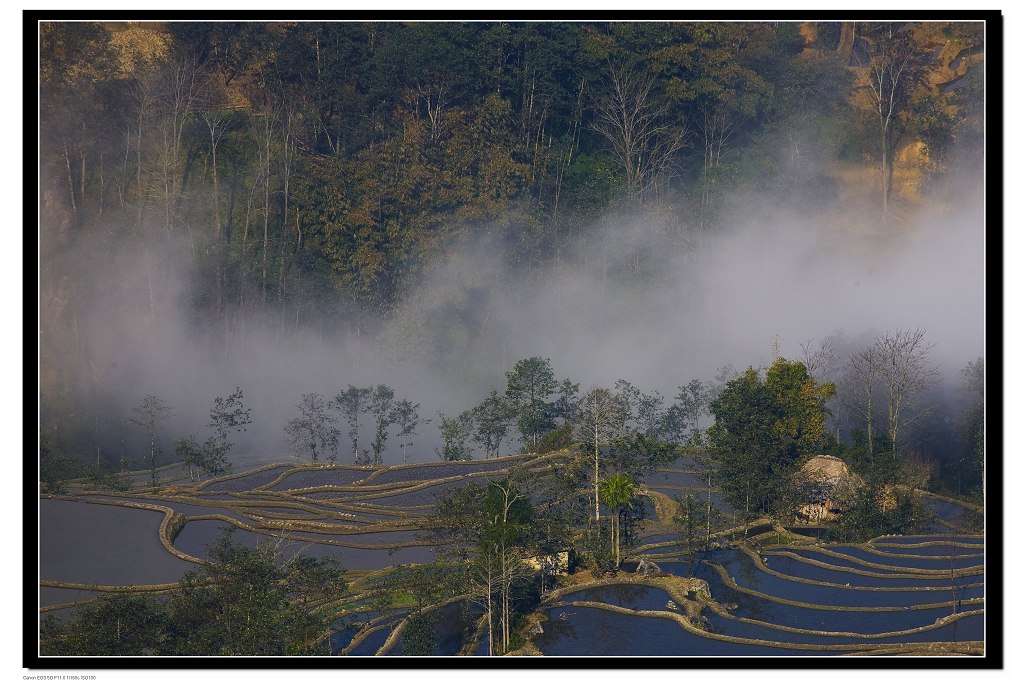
[42,183,985,466]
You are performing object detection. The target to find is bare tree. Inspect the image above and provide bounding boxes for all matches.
[573,387,628,523]
[801,336,841,382]
[414,79,458,141]
[697,103,742,230]
[489,479,529,655]
[862,24,925,221]
[874,328,939,461]
[200,89,231,241]
[848,344,880,461]
[253,107,277,303]
[128,394,174,487]
[150,54,205,239]
[590,61,686,200]
[802,336,843,441]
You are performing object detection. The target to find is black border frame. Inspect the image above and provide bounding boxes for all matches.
[25,8,1004,671]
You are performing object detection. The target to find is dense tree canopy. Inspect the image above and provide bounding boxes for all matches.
[707,358,835,518]
[40,20,983,321]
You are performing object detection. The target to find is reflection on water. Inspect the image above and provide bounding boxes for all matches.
[826,545,984,570]
[558,585,671,611]
[346,626,393,656]
[535,545,984,656]
[535,605,832,656]
[173,519,437,568]
[40,500,195,585]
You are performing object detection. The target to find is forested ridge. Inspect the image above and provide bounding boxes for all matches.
[38,20,985,467]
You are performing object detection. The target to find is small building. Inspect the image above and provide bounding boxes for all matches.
[796,455,863,523]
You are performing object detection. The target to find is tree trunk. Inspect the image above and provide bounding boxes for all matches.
[262,127,271,304]
[866,390,874,460]
[610,509,618,565]
[880,123,890,221]
[706,471,713,550]
[594,423,601,523]
[210,124,221,237]
[837,22,856,63]
[62,138,78,224]
[486,571,493,656]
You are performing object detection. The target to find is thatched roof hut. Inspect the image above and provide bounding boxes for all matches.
[796,455,863,523]
[800,455,860,486]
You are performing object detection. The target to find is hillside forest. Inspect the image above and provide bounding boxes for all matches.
[38,20,986,498]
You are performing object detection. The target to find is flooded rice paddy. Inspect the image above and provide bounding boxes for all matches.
[38,455,985,656]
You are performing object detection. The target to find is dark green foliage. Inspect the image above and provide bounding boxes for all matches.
[400,613,439,656]
[481,479,536,547]
[173,434,231,482]
[959,404,985,492]
[673,491,715,573]
[428,478,537,655]
[662,379,711,445]
[707,360,834,520]
[164,529,346,655]
[39,454,75,495]
[436,411,475,462]
[283,392,340,464]
[209,388,252,446]
[472,390,515,458]
[393,399,426,463]
[368,384,396,466]
[39,531,347,656]
[831,484,931,542]
[176,388,253,481]
[82,458,134,492]
[532,424,576,454]
[504,357,558,449]
[335,386,372,464]
[549,379,580,427]
[40,593,167,656]
[607,432,680,477]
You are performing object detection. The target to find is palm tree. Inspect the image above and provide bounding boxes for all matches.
[599,473,636,568]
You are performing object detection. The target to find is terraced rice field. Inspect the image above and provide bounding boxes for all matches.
[38,453,985,657]
[533,532,985,657]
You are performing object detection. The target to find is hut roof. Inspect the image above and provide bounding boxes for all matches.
[800,455,855,484]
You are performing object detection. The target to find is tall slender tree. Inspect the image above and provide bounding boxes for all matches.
[472,390,515,458]
[504,357,558,449]
[573,387,628,523]
[861,23,926,221]
[128,394,174,487]
[393,399,426,464]
[599,473,635,568]
[334,385,372,463]
[874,328,938,462]
[368,384,396,466]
